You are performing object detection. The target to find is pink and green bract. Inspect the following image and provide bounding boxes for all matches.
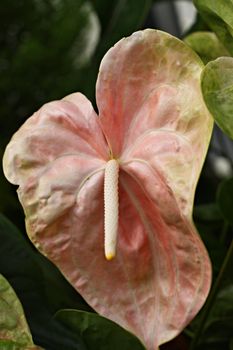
[3,30,213,350]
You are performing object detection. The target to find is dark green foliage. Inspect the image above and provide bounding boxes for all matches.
[184,31,229,64]
[55,310,146,350]
[190,177,233,350]
[0,213,91,349]
[188,238,233,350]
[0,0,93,141]
[194,0,233,55]
[201,57,233,140]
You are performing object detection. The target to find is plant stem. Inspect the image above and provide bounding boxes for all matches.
[190,238,233,350]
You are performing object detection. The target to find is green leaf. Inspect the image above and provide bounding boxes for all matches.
[91,0,152,55]
[90,0,118,32]
[81,0,152,100]
[184,12,210,36]
[189,276,233,350]
[33,252,93,314]
[0,213,89,349]
[190,181,233,350]
[194,0,233,55]
[0,274,41,349]
[217,177,233,225]
[202,284,233,342]
[55,309,146,350]
[184,31,230,64]
[201,57,233,139]
[190,239,233,350]
[0,213,89,311]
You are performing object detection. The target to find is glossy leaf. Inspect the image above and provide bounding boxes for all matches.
[185,12,210,36]
[81,0,152,101]
[0,213,89,350]
[202,284,233,343]
[0,273,41,349]
[201,57,233,139]
[3,30,213,350]
[184,31,229,64]
[0,213,90,312]
[194,0,233,55]
[90,0,152,57]
[55,309,145,350]
[189,239,233,350]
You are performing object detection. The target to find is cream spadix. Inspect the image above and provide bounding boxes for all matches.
[104,159,119,260]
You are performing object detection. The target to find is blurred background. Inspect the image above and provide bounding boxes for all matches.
[0,1,232,350]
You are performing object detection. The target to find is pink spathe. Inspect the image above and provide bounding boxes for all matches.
[3,29,213,350]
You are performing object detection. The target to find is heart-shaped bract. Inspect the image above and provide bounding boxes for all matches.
[3,30,213,350]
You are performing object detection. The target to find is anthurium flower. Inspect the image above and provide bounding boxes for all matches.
[3,30,213,350]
